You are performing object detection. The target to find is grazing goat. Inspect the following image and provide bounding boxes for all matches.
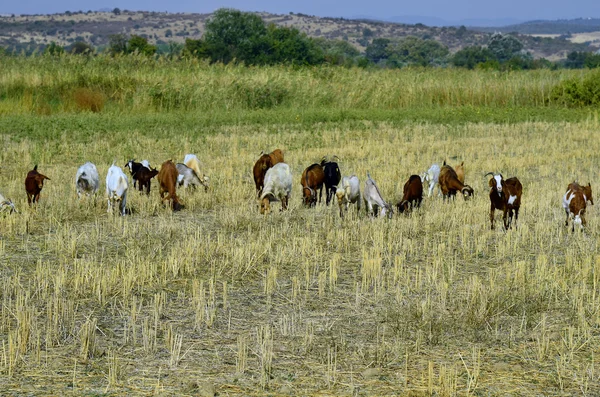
[124,160,149,189]
[301,163,325,207]
[184,154,210,192]
[335,175,360,218]
[135,166,159,195]
[321,157,341,206]
[106,164,128,216]
[421,163,441,198]
[563,182,593,232]
[363,173,393,218]
[75,162,100,198]
[158,160,183,211]
[25,165,50,206]
[0,192,17,214]
[176,163,209,191]
[253,149,284,196]
[455,161,465,184]
[260,163,292,214]
[486,173,522,230]
[439,164,474,200]
[396,175,423,214]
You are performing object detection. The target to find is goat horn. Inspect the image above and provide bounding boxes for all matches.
[484,172,494,178]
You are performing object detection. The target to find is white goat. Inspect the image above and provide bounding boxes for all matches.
[335,175,361,218]
[106,164,129,216]
[183,154,210,191]
[363,173,393,218]
[260,163,292,214]
[176,163,209,191]
[421,163,441,198]
[0,192,17,214]
[75,162,100,198]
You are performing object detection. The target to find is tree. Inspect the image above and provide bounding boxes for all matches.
[128,35,157,56]
[487,33,523,62]
[108,34,128,55]
[386,36,449,67]
[44,41,64,56]
[202,8,268,64]
[263,24,324,65]
[451,46,495,69]
[112,8,121,15]
[365,38,390,64]
[69,41,93,55]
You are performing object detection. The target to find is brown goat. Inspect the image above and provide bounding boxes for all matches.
[563,182,593,232]
[253,149,285,197]
[158,160,183,211]
[301,163,325,207]
[136,167,159,195]
[439,164,474,200]
[25,165,50,205]
[396,175,423,214]
[487,173,522,230]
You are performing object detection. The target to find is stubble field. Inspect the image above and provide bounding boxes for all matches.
[0,59,599,396]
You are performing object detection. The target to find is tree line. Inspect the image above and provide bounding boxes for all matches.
[2,8,600,71]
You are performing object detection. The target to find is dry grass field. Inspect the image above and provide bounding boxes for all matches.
[1,112,599,395]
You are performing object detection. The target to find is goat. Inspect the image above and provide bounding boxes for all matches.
[260,163,292,214]
[253,149,284,196]
[135,166,159,195]
[335,175,360,218]
[158,160,183,211]
[124,160,149,189]
[439,164,474,201]
[184,154,210,192]
[486,172,522,230]
[25,165,50,206]
[106,164,128,216]
[301,163,325,207]
[176,163,209,190]
[75,162,100,198]
[321,157,341,206]
[0,192,17,214]
[563,182,593,232]
[421,163,441,198]
[363,173,393,218]
[396,175,423,214]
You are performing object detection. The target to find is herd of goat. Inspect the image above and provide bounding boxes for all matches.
[0,149,594,232]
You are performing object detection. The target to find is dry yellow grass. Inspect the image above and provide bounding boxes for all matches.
[0,119,599,395]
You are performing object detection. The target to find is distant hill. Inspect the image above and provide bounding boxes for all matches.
[0,10,596,59]
[475,18,600,34]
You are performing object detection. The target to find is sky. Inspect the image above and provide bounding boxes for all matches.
[2,0,600,23]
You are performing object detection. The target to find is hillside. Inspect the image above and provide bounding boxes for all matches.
[476,18,600,35]
[0,10,596,59]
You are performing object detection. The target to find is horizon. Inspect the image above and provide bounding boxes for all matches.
[1,1,599,27]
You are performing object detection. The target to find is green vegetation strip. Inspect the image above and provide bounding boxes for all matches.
[0,106,595,142]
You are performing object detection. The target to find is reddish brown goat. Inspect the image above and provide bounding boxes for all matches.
[253,149,285,197]
[25,165,50,205]
[563,182,593,232]
[487,173,522,230]
[301,163,325,207]
[136,167,159,195]
[158,160,183,211]
[396,175,423,214]
[439,164,474,201]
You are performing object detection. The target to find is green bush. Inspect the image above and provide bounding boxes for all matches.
[550,70,600,106]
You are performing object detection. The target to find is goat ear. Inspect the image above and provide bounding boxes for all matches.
[42,174,50,180]
[488,179,495,188]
